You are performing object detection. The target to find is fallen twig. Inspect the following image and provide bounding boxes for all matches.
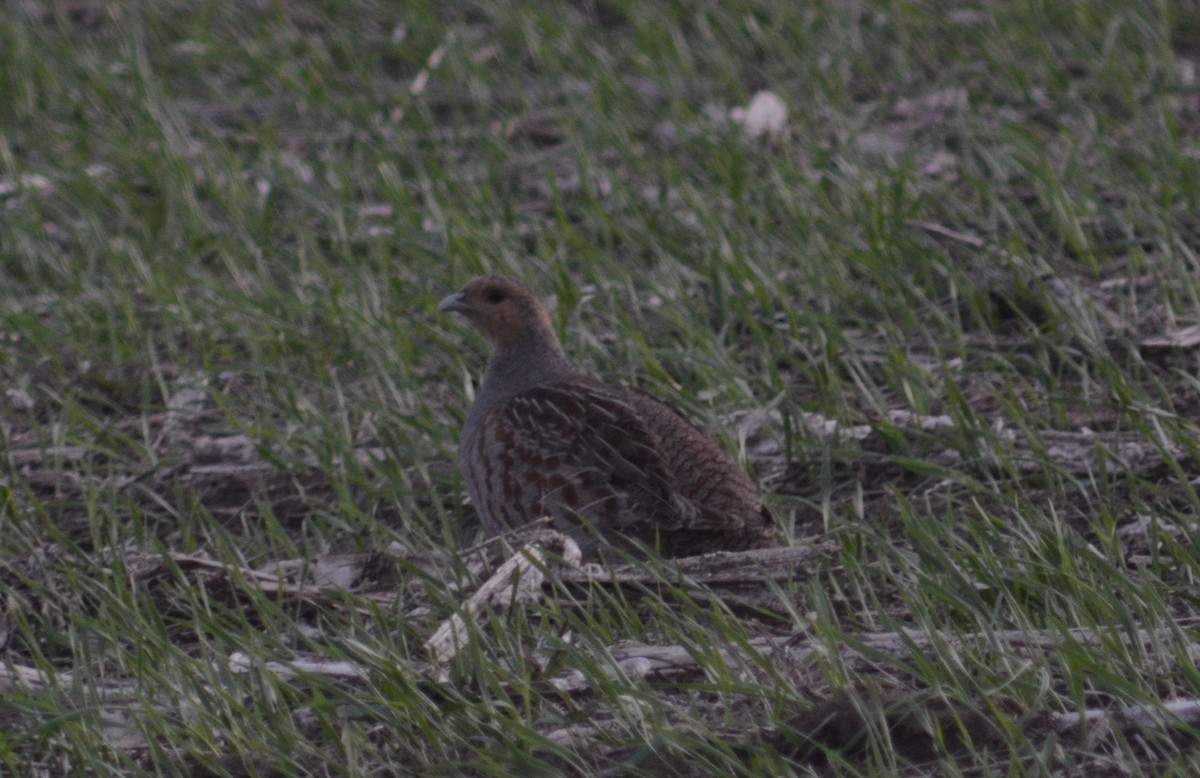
[424,530,582,665]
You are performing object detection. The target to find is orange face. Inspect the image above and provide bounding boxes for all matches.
[438,275,552,350]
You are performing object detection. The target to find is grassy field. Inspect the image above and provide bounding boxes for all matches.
[3,0,1200,774]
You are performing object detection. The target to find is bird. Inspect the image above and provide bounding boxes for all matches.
[438,275,777,559]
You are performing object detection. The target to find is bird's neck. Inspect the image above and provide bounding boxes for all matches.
[477,330,575,405]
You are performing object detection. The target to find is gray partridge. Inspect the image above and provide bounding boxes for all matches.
[438,275,777,559]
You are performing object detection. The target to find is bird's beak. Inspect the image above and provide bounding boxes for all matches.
[437,291,469,314]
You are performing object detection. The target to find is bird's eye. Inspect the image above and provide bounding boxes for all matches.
[486,289,505,303]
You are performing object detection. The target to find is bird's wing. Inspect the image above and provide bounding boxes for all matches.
[485,378,696,531]
[611,385,771,534]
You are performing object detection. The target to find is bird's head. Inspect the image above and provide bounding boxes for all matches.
[438,275,557,352]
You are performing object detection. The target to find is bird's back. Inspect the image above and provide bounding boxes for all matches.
[610,384,776,556]
[461,374,775,558]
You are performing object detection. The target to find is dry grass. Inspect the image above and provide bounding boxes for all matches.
[3,0,1200,774]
